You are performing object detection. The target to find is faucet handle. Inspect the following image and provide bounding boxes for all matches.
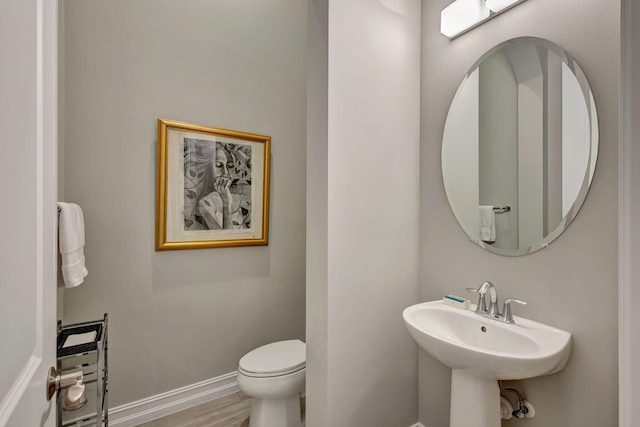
[502,299,527,324]
[466,287,487,313]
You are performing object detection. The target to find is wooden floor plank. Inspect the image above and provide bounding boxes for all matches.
[135,391,251,427]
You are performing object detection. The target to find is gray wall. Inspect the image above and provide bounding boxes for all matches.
[420,0,618,426]
[61,0,307,407]
[620,1,640,424]
[479,53,519,250]
[306,0,328,425]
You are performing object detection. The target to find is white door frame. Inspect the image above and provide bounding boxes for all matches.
[619,0,639,426]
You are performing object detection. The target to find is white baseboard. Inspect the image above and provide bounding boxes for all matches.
[109,371,239,426]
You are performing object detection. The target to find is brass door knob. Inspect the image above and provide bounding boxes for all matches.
[46,366,83,401]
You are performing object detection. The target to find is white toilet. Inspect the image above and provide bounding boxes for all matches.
[237,339,306,427]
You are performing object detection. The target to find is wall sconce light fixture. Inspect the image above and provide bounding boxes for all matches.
[441,0,528,39]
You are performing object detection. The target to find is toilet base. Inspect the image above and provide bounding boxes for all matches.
[249,394,303,427]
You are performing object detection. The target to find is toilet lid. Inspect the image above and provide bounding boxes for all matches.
[239,339,306,377]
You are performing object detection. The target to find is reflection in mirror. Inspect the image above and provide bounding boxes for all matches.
[442,37,598,256]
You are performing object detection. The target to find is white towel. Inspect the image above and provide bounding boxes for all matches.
[58,202,88,287]
[479,206,496,243]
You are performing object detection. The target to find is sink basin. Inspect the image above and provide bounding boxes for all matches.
[403,300,572,427]
[403,300,572,379]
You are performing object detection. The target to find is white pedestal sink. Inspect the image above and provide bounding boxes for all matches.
[403,301,572,427]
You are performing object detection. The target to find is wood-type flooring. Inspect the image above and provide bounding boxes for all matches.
[135,391,252,427]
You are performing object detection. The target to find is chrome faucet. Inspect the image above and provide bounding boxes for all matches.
[466,281,527,324]
[466,281,499,317]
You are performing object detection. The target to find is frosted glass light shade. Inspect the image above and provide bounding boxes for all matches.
[441,0,490,39]
[484,0,527,12]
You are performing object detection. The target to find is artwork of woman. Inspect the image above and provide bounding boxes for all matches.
[183,138,252,231]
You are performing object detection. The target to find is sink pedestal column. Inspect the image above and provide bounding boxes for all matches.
[450,370,500,427]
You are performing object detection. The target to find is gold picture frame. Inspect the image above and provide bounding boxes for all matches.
[156,118,270,250]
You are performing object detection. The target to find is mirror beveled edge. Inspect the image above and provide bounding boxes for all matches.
[441,36,599,256]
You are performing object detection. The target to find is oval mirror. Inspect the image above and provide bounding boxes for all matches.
[442,37,598,256]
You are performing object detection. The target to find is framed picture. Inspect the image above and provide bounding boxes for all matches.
[156,118,270,250]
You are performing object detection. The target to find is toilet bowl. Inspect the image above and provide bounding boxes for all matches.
[237,339,305,427]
